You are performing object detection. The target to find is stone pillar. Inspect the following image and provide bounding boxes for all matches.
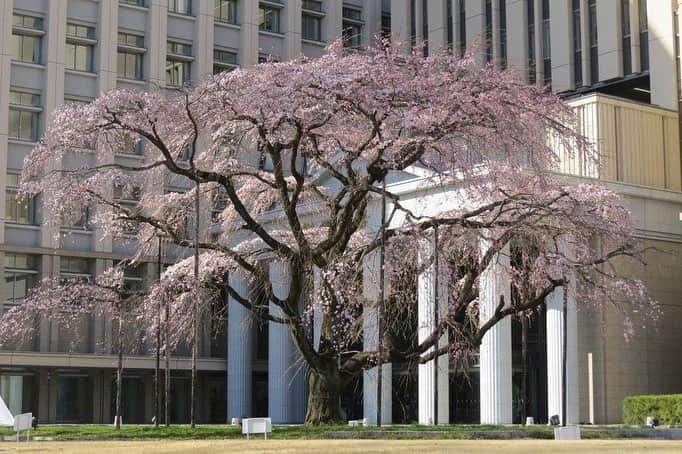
[417,237,449,425]
[147,0,168,86]
[227,271,253,420]
[549,0,573,91]
[428,0,448,52]
[648,0,677,110]
[240,0,260,67]
[478,238,512,424]
[506,0,527,72]
[546,242,579,425]
[465,0,486,64]
[390,0,411,53]
[194,0,215,79]
[284,0,303,60]
[363,250,392,425]
[268,261,307,423]
[595,0,621,81]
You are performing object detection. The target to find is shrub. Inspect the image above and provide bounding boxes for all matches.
[622,394,682,425]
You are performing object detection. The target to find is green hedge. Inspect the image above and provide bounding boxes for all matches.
[622,394,682,425]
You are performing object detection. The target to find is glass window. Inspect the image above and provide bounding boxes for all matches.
[168,0,192,15]
[121,0,146,6]
[4,254,38,307]
[5,191,35,225]
[66,24,95,40]
[117,51,143,80]
[118,32,144,48]
[213,49,238,74]
[342,7,362,21]
[342,23,362,48]
[459,0,466,56]
[259,6,280,33]
[59,257,93,282]
[12,34,41,64]
[167,41,192,56]
[214,0,237,23]
[166,60,191,87]
[62,206,90,229]
[56,376,92,423]
[303,0,323,12]
[302,13,322,42]
[65,43,93,72]
[13,14,43,30]
[9,91,40,142]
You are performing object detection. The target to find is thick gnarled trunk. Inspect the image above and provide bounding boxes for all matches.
[305,359,342,424]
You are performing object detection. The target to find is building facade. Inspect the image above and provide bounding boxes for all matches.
[0,0,680,425]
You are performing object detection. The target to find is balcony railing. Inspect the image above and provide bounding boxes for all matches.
[561,93,681,191]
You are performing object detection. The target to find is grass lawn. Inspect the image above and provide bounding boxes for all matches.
[4,439,682,453]
[0,423,662,441]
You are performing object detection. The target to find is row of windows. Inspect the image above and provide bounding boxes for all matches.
[4,253,150,308]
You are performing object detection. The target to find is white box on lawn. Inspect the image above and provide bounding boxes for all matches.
[554,425,581,440]
[13,413,31,432]
[242,417,272,439]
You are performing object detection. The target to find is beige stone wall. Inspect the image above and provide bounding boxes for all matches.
[578,239,682,424]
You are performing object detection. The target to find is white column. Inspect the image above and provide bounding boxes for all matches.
[227,271,253,420]
[546,243,579,425]
[417,238,449,425]
[363,250,392,425]
[268,261,307,423]
[478,238,512,425]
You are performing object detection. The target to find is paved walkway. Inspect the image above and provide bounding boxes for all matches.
[2,439,682,453]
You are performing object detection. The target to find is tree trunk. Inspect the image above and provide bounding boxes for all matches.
[305,359,342,424]
[115,315,123,431]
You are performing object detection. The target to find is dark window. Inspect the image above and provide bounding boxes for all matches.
[527,0,535,83]
[259,6,281,33]
[168,0,192,15]
[542,0,551,85]
[573,0,582,86]
[302,13,322,41]
[500,0,507,68]
[589,0,598,83]
[459,0,466,56]
[485,0,493,63]
[214,0,237,24]
[622,0,631,75]
[422,0,429,56]
[446,0,453,50]
[639,0,648,71]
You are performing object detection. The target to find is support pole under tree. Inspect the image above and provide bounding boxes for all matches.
[191,178,200,428]
[521,316,528,423]
[376,177,387,427]
[154,234,162,428]
[165,297,170,426]
[562,281,568,427]
[433,225,439,425]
